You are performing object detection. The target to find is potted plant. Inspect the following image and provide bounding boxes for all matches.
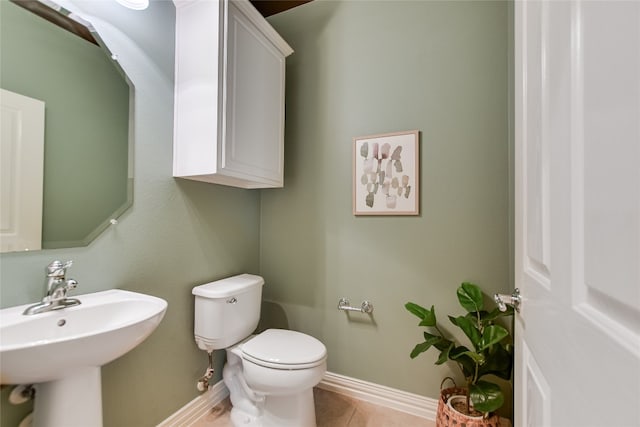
[405,282,513,425]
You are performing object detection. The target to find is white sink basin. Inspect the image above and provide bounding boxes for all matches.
[0,289,167,385]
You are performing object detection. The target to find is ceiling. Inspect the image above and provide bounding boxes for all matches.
[249,0,313,17]
[10,0,312,46]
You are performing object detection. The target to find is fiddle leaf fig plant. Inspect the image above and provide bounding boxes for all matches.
[405,282,514,415]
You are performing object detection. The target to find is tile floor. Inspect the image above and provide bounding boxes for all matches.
[193,387,435,427]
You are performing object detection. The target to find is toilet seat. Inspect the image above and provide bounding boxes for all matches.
[242,329,327,370]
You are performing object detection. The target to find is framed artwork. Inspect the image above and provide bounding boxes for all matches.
[352,130,419,216]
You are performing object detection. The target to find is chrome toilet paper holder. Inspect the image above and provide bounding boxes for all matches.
[337,298,373,314]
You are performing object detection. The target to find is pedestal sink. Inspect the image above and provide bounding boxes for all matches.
[0,289,168,427]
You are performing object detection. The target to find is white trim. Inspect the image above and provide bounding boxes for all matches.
[156,381,229,427]
[317,372,437,421]
[157,372,437,426]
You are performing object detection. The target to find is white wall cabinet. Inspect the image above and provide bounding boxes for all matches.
[173,0,293,188]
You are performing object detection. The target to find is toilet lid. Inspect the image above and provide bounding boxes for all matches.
[242,329,326,368]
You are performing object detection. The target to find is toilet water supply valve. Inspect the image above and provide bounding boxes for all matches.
[197,351,215,392]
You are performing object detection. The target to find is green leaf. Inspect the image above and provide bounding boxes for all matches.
[457,282,484,313]
[464,311,484,328]
[435,342,454,365]
[469,381,504,413]
[477,343,513,380]
[478,325,509,351]
[422,331,453,354]
[423,331,440,340]
[409,334,442,358]
[449,346,479,378]
[455,350,485,364]
[449,315,481,349]
[405,302,427,318]
[409,342,431,359]
[449,345,471,358]
[405,302,437,326]
[482,306,515,323]
[433,337,454,352]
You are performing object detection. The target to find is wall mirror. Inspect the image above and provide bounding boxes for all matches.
[0,0,133,253]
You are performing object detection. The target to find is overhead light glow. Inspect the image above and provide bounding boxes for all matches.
[115,0,149,10]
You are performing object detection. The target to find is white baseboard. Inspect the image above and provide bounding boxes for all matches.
[318,372,437,421]
[157,380,229,427]
[158,372,437,426]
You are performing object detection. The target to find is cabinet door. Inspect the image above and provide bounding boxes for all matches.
[222,1,286,187]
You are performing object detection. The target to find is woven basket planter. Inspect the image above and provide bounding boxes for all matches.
[436,383,501,427]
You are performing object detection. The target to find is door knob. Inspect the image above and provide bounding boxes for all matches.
[494,288,521,312]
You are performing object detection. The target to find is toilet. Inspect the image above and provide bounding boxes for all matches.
[193,274,327,427]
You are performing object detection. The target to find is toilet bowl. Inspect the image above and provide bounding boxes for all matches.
[192,274,327,427]
[224,329,326,426]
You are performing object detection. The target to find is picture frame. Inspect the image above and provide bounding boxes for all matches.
[352,130,419,216]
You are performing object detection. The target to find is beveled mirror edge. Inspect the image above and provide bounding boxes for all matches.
[3,0,135,253]
[42,179,134,249]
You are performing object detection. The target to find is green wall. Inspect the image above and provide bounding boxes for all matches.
[0,1,259,426]
[263,0,511,413]
[0,1,130,249]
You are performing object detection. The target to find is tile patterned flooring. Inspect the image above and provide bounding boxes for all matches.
[193,387,435,427]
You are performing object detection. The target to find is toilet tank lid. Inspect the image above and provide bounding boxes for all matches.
[192,274,264,298]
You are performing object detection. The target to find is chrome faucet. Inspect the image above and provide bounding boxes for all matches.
[23,260,81,315]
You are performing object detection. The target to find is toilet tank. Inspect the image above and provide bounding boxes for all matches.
[193,274,264,352]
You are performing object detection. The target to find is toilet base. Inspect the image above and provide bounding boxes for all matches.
[229,389,316,427]
[229,407,260,427]
[263,390,316,427]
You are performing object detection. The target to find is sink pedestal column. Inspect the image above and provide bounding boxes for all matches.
[33,366,102,427]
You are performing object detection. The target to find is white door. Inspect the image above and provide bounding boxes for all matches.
[0,89,45,252]
[514,1,639,426]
